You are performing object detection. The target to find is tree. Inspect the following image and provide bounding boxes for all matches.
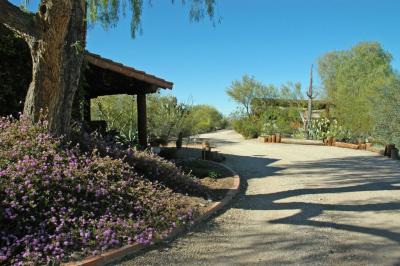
[318,42,393,137]
[373,76,400,146]
[226,75,275,116]
[317,50,345,100]
[0,0,216,135]
[184,104,225,134]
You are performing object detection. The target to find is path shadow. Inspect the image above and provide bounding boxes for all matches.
[116,150,400,265]
[279,155,400,186]
[183,137,240,147]
[233,155,400,244]
[223,153,283,180]
[176,147,284,180]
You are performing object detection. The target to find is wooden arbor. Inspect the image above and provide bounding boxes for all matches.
[84,52,173,148]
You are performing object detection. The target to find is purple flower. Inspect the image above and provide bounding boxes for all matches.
[0,115,198,264]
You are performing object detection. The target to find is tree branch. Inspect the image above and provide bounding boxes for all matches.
[0,0,40,37]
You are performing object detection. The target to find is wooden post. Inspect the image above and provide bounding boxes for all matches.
[391,148,399,160]
[202,141,212,160]
[137,93,147,149]
[384,144,395,157]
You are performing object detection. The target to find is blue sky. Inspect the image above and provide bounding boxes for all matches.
[12,0,400,115]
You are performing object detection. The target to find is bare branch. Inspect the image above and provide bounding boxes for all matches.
[0,0,40,37]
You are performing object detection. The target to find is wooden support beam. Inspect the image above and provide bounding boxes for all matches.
[137,93,147,149]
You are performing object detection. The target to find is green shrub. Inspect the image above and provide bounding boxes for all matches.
[373,77,400,147]
[183,105,226,135]
[231,116,261,139]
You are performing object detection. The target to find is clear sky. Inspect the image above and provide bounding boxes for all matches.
[12,0,400,115]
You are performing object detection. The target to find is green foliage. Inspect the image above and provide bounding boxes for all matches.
[0,25,31,116]
[85,0,217,38]
[373,76,400,147]
[229,79,305,138]
[307,117,349,140]
[226,75,277,115]
[183,104,226,135]
[208,170,220,179]
[318,42,394,137]
[147,94,190,143]
[20,1,216,39]
[307,117,330,140]
[258,84,304,135]
[231,114,262,139]
[115,129,139,148]
[91,94,226,144]
[91,94,138,138]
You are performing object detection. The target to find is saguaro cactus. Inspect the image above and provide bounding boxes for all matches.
[305,64,316,139]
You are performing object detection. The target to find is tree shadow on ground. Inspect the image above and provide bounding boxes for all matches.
[116,151,400,265]
[176,147,283,180]
[233,155,400,244]
[183,137,240,147]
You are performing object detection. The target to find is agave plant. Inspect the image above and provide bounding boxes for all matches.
[115,129,139,149]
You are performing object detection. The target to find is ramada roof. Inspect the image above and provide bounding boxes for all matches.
[85,52,173,90]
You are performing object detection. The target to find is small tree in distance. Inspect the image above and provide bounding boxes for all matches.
[226,75,276,116]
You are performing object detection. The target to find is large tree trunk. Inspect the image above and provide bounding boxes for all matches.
[0,0,86,136]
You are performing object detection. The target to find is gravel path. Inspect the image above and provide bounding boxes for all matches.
[119,130,400,266]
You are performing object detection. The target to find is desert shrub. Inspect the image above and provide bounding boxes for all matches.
[373,77,400,147]
[91,94,227,143]
[0,115,195,265]
[306,117,352,141]
[91,95,138,138]
[231,116,261,139]
[258,105,301,136]
[182,105,226,135]
[308,117,331,140]
[91,94,191,144]
[228,80,306,138]
[146,95,190,142]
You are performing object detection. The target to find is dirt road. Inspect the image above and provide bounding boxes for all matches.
[120,130,400,266]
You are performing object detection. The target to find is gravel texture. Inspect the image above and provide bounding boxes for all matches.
[117,130,400,266]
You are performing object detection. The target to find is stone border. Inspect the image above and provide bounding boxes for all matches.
[259,137,386,154]
[281,138,324,146]
[258,137,388,158]
[63,161,240,266]
[257,137,324,146]
[334,141,360,150]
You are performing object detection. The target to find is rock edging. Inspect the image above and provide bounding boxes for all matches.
[63,161,240,266]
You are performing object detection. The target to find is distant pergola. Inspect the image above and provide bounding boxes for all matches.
[252,98,332,118]
[84,52,173,148]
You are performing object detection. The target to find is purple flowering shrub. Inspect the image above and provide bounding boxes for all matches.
[75,131,206,196]
[0,116,195,265]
